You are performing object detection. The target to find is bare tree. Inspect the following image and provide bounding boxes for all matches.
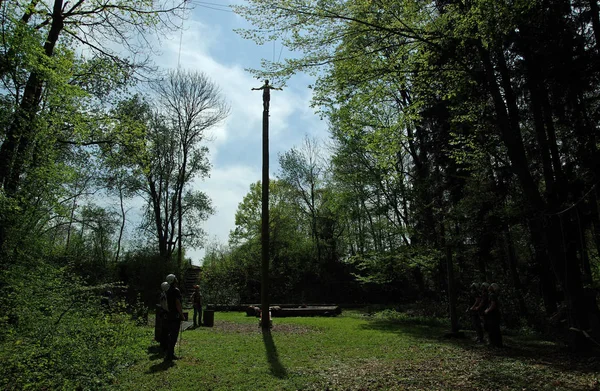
[143,70,229,266]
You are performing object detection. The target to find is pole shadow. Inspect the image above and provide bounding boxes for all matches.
[262,330,288,378]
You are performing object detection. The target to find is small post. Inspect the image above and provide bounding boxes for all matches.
[251,80,282,331]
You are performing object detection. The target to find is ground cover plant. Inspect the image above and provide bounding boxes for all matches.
[0,261,150,390]
[113,310,599,391]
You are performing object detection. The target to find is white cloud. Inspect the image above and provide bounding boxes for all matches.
[187,163,260,263]
[133,7,330,265]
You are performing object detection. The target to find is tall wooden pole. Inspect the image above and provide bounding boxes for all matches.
[260,87,270,331]
[252,80,281,331]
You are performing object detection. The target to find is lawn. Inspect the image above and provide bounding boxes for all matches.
[112,311,599,391]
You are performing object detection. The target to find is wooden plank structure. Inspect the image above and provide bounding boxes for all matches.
[242,304,342,317]
[271,305,341,317]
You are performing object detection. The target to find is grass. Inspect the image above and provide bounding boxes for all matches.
[112,310,599,391]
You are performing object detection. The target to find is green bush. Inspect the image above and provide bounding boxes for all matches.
[373,308,450,328]
[117,249,181,308]
[0,261,150,390]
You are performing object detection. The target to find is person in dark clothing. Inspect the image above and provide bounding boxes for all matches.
[158,281,170,353]
[165,274,184,361]
[191,285,202,327]
[485,283,503,348]
[475,282,490,340]
[468,282,484,343]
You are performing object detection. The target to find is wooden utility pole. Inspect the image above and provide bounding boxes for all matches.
[252,80,281,331]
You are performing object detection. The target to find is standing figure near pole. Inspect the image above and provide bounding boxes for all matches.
[191,284,203,328]
[165,274,184,361]
[252,80,282,111]
[251,80,282,331]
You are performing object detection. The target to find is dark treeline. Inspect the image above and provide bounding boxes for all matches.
[205,0,600,350]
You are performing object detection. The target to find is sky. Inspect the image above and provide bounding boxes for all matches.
[145,0,328,264]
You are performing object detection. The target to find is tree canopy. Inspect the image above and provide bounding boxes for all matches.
[227,0,600,349]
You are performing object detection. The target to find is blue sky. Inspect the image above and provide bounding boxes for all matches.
[147,1,328,264]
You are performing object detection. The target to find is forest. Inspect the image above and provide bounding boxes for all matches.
[1,0,600,389]
[207,0,600,348]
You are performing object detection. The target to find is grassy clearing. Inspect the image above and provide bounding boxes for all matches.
[112,311,599,391]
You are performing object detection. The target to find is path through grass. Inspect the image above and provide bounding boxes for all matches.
[113,311,599,390]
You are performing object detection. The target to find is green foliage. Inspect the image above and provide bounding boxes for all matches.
[234,0,600,342]
[207,178,357,303]
[201,243,248,305]
[347,247,440,291]
[372,308,450,328]
[0,261,148,390]
[118,249,181,308]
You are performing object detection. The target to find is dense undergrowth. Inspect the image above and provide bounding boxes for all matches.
[0,260,150,390]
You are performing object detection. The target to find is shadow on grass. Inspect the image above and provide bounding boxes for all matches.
[147,344,164,361]
[360,316,599,375]
[262,330,288,379]
[146,360,174,373]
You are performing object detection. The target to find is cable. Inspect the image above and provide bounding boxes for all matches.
[177,0,187,68]
[197,4,235,12]
[545,180,600,216]
[189,1,235,12]
[277,31,289,63]
[194,1,231,7]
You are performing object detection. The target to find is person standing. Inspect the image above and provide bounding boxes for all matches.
[191,285,203,328]
[157,281,170,353]
[468,283,484,343]
[474,282,490,340]
[165,273,183,361]
[485,283,503,348]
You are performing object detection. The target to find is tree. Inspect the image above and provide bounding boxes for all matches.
[0,0,187,193]
[235,0,600,346]
[0,0,188,255]
[152,69,229,268]
[111,70,228,265]
[278,136,327,262]
[229,180,315,302]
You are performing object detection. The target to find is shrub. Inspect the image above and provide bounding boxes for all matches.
[0,261,150,390]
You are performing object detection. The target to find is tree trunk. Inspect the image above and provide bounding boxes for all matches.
[478,42,558,314]
[588,189,600,259]
[0,0,64,194]
[504,225,528,316]
[588,0,600,54]
[521,44,555,192]
[149,178,167,259]
[115,184,126,263]
[528,218,558,315]
[441,220,459,334]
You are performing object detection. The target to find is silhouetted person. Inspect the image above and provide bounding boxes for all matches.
[165,274,183,361]
[485,283,503,348]
[158,281,170,353]
[251,80,282,111]
[191,285,202,327]
[475,282,490,342]
[468,282,484,343]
